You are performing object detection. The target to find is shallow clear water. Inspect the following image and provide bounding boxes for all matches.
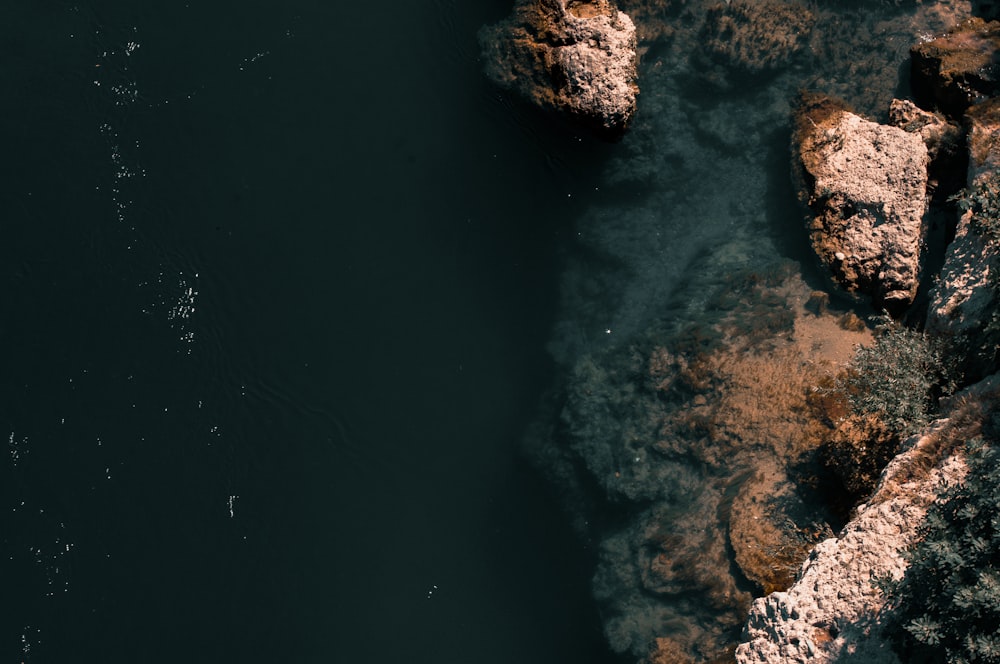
[527,0,970,660]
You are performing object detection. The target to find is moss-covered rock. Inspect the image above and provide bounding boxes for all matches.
[695,0,814,85]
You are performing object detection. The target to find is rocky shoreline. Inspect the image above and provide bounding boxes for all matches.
[737,374,1000,663]
[738,17,1000,659]
[482,1,1000,662]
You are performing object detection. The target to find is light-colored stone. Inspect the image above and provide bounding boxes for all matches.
[735,425,968,663]
[478,0,638,136]
[888,99,961,165]
[794,95,930,309]
[889,98,966,195]
[927,98,1000,381]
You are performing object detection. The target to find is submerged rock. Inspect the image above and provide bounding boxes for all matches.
[911,17,1000,119]
[927,98,1000,381]
[615,0,689,53]
[695,0,814,85]
[728,462,833,596]
[478,0,639,136]
[793,95,929,310]
[528,262,872,662]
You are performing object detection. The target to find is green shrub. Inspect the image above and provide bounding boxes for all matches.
[886,437,1000,663]
[843,317,949,437]
[818,317,950,502]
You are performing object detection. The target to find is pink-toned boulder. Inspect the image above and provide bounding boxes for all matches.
[793,95,929,310]
[479,0,638,137]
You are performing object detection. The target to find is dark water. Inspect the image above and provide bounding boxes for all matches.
[3,2,619,662]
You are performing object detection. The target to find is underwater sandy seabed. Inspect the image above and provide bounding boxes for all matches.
[528,1,971,661]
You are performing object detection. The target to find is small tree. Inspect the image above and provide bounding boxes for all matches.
[886,437,1000,663]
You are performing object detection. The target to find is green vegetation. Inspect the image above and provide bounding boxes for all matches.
[886,434,1000,663]
[811,317,951,502]
[843,318,949,436]
[953,173,1000,244]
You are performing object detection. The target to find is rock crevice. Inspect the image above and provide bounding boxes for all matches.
[793,95,929,310]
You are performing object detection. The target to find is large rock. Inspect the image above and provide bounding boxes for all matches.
[696,0,814,85]
[926,98,1000,381]
[735,375,1000,663]
[735,421,971,663]
[793,95,930,310]
[911,17,1000,119]
[478,0,638,136]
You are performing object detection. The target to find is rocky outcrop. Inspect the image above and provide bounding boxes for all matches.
[926,98,1000,381]
[793,95,930,310]
[911,18,1000,119]
[478,0,638,136]
[735,422,970,663]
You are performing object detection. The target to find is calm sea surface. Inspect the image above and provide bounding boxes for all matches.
[6,0,955,660]
[3,2,620,662]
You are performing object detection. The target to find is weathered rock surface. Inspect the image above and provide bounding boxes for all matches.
[927,98,1000,381]
[478,0,638,136]
[888,98,966,196]
[793,95,930,310]
[735,422,970,663]
[911,17,1000,119]
[735,375,1000,663]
